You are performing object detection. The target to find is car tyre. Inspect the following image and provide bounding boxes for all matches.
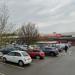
[40,57,44,59]
[3,57,7,63]
[50,52,55,56]
[18,60,24,67]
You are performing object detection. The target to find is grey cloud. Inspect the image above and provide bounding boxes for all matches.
[0,0,75,33]
[40,22,75,33]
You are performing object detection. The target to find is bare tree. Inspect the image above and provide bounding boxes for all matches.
[0,4,9,34]
[0,4,9,46]
[18,23,39,47]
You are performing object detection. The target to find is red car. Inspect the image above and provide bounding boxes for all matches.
[27,49,45,59]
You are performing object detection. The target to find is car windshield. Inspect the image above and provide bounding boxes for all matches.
[22,52,29,56]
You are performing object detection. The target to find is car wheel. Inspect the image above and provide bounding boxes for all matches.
[40,57,44,59]
[50,52,55,56]
[3,57,7,63]
[18,60,24,67]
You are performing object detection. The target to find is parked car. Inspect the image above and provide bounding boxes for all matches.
[42,47,59,56]
[2,51,32,66]
[57,47,63,52]
[0,52,3,58]
[55,44,63,52]
[0,47,24,55]
[15,44,28,50]
[26,49,45,59]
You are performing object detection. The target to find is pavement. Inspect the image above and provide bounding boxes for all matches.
[0,46,75,75]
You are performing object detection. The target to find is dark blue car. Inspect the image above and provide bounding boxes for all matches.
[42,47,59,56]
[0,47,24,55]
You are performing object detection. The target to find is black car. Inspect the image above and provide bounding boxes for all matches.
[0,47,24,55]
[42,47,59,56]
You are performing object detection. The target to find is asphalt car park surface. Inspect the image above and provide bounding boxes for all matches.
[0,47,75,75]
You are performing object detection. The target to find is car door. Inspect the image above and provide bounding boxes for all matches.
[13,52,21,63]
[33,50,39,56]
[6,52,15,62]
[28,50,35,57]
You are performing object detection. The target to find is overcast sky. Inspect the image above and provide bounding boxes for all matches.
[0,0,75,33]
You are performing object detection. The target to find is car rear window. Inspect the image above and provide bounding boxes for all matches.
[22,52,29,56]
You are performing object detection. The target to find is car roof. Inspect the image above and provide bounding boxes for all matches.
[11,50,25,53]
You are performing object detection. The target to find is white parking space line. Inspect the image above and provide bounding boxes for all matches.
[0,73,5,75]
[0,62,25,69]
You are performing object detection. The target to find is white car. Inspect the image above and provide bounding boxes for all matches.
[0,52,3,58]
[2,51,32,66]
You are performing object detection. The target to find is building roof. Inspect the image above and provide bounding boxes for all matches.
[37,41,58,44]
[55,37,75,40]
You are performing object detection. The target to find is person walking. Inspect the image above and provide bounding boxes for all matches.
[64,45,68,53]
